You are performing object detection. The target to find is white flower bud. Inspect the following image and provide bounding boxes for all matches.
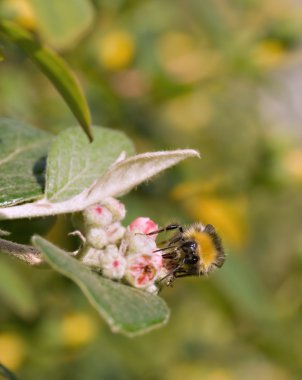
[106,222,126,244]
[101,197,126,221]
[99,244,127,280]
[83,204,113,227]
[86,227,108,249]
[78,244,104,269]
[125,232,157,256]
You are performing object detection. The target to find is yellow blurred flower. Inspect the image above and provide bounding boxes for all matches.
[2,0,36,30]
[259,0,295,20]
[192,196,247,248]
[251,39,286,69]
[282,148,302,181]
[206,369,235,380]
[161,91,213,132]
[166,363,205,380]
[0,332,25,370]
[156,31,221,83]
[172,186,248,248]
[98,30,136,70]
[171,178,221,200]
[61,312,98,348]
[166,364,234,380]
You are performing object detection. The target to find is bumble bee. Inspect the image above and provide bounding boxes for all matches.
[147,223,225,285]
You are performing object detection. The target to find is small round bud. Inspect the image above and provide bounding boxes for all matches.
[86,227,108,249]
[129,217,158,239]
[101,197,126,221]
[99,245,126,280]
[78,244,104,269]
[106,222,126,244]
[83,204,113,227]
[125,232,157,256]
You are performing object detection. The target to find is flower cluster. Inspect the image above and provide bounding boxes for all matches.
[73,198,166,293]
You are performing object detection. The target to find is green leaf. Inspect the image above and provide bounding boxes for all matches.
[0,20,93,142]
[0,118,51,207]
[46,126,135,202]
[0,257,37,318]
[28,0,94,49]
[0,149,198,220]
[32,236,170,336]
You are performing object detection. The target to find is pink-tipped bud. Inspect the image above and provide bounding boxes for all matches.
[86,228,108,249]
[106,222,126,244]
[129,217,158,239]
[83,204,113,227]
[125,252,163,289]
[101,197,126,221]
[99,245,126,280]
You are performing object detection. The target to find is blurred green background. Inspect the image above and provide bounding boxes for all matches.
[1,0,302,379]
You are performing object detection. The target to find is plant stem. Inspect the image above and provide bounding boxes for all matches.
[0,238,44,266]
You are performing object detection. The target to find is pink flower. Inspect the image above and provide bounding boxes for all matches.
[124,220,160,288]
[125,252,163,289]
[129,217,158,239]
[99,245,126,280]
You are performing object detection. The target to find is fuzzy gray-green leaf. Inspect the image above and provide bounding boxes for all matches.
[0,118,51,207]
[32,236,170,336]
[45,126,135,202]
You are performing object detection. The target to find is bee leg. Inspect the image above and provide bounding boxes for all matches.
[158,272,175,286]
[161,250,179,259]
[153,245,179,253]
[155,235,184,251]
[159,261,183,286]
[166,276,175,287]
[158,275,174,287]
[174,272,195,278]
[168,234,184,244]
[146,224,183,236]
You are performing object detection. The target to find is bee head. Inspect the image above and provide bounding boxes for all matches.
[185,224,225,275]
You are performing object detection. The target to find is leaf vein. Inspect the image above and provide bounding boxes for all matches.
[0,139,48,167]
